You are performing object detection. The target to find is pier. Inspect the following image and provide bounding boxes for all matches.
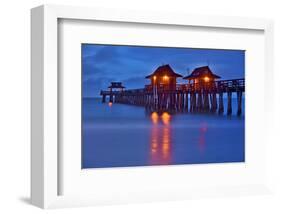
[100,65,245,116]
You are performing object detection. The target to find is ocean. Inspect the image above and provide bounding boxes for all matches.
[82,97,245,168]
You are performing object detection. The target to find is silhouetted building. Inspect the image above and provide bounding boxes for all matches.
[145,64,182,90]
[108,82,125,92]
[183,66,221,84]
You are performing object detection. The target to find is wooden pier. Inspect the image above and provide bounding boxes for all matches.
[100,65,245,116]
[100,79,244,116]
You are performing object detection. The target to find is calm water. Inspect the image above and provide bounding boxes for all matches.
[82,97,245,168]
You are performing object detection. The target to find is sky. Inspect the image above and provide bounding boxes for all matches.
[82,44,245,97]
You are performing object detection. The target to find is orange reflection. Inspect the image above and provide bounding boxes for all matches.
[149,112,172,165]
[162,126,170,159]
[198,122,207,154]
[151,112,159,124]
[151,141,158,154]
[161,112,171,125]
[108,102,113,107]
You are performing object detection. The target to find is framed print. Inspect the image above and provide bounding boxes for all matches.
[31,5,274,209]
[81,45,245,169]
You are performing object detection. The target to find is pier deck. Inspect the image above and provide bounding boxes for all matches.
[100,78,245,116]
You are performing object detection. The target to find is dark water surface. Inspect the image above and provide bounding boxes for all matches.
[82,98,245,168]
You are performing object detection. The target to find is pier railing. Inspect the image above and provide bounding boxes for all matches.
[144,78,245,93]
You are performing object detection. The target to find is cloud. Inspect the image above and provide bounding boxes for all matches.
[82,44,245,97]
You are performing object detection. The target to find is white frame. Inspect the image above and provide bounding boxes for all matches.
[31,4,274,209]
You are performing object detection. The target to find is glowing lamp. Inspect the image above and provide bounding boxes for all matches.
[204,76,210,82]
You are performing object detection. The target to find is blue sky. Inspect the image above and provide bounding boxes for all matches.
[82,44,245,97]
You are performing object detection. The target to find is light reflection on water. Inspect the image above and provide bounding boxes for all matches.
[149,112,172,165]
[149,112,208,165]
[82,98,245,168]
[198,122,207,154]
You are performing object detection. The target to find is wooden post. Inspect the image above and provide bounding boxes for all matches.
[171,92,176,110]
[165,92,169,110]
[168,92,172,110]
[214,93,218,111]
[227,91,232,115]
[181,92,184,110]
[162,93,165,109]
[190,92,196,112]
[218,92,224,115]
[194,93,197,112]
[157,93,161,110]
[177,93,181,110]
[203,91,210,112]
[189,92,193,112]
[211,93,217,113]
[175,93,178,110]
[102,94,106,103]
[237,91,242,116]
[185,93,189,112]
[197,91,203,112]
[160,93,164,110]
[209,93,213,112]
[109,94,113,103]
[158,93,161,109]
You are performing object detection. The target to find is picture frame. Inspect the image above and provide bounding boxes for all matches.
[31,4,274,209]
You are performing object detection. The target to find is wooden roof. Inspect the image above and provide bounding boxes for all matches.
[183,66,221,80]
[145,64,183,79]
[108,82,125,89]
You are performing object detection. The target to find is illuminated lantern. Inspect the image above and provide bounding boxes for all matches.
[204,76,210,82]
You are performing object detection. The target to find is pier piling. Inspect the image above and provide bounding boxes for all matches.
[102,94,106,103]
[203,91,210,112]
[197,91,203,112]
[185,93,189,112]
[227,91,232,116]
[218,92,224,115]
[237,91,242,116]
